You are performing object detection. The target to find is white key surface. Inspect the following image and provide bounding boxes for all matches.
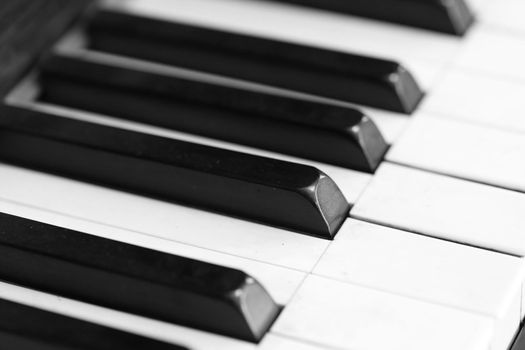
[421,67,525,133]
[315,219,524,350]
[272,275,494,350]
[455,26,525,82]
[351,163,525,257]
[387,114,525,191]
[259,335,331,350]
[477,0,525,36]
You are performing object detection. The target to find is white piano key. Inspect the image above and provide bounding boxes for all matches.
[421,68,525,133]
[8,67,373,204]
[455,26,525,82]
[0,199,304,306]
[272,275,494,350]
[478,0,525,36]
[468,0,490,12]
[361,108,410,144]
[259,335,331,350]
[314,219,525,350]
[351,163,525,257]
[103,0,459,83]
[522,283,525,319]
[0,163,328,272]
[387,114,525,191]
[0,282,256,350]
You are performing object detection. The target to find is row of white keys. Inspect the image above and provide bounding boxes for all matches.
[351,162,525,257]
[314,219,525,350]
[0,281,329,350]
[387,113,525,192]
[273,275,494,350]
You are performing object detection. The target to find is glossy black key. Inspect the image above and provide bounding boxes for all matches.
[0,297,186,350]
[0,105,349,238]
[261,0,474,36]
[39,54,388,172]
[87,10,423,114]
[0,212,281,342]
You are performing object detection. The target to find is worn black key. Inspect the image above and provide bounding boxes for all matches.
[0,297,187,350]
[0,105,349,238]
[260,0,474,36]
[0,212,281,342]
[86,10,423,114]
[39,54,388,172]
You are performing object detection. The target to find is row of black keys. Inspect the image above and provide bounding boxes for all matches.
[2,1,480,238]
[1,7,440,239]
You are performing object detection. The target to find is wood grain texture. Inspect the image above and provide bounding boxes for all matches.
[0,0,92,97]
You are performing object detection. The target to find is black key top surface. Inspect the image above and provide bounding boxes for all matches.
[260,0,474,35]
[87,10,423,113]
[0,297,186,350]
[0,105,349,238]
[39,54,388,172]
[0,212,280,342]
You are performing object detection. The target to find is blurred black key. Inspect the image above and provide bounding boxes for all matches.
[0,105,349,238]
[39,54,388,172]
[0,297,186,350]
[0,212,281,342]
[260,0,474,35]
[87,10,423,114]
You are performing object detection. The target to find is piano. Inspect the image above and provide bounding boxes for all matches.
[1,0,525,349]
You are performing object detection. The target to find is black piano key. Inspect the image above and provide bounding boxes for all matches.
[87,10,424,114]
[39,54,388,172]
[0,212,281,342]
[0,105,349,238]
[259,0,474,36]
[0,298,187,350]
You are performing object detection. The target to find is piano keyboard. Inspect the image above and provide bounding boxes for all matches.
[1,0,525,349]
